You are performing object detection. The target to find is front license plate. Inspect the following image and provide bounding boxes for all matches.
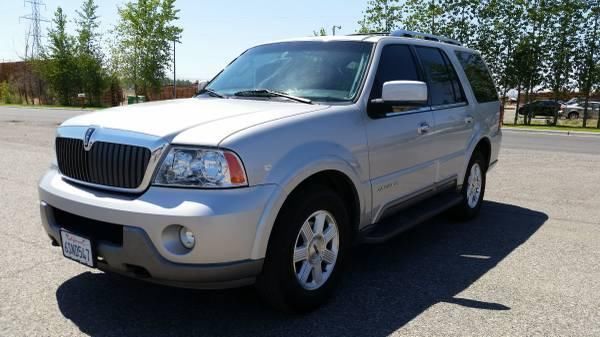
[60,230,94,267]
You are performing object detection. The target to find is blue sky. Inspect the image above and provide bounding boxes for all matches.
[0,0,367,80]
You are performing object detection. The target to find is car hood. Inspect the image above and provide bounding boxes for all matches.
[61,98,329,145]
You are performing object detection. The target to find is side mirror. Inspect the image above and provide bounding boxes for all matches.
[380,80,428,104]
[196,80,209,94]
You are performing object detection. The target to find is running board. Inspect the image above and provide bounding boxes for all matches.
[361,190,462,244]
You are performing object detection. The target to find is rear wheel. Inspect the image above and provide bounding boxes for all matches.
[256,186,350,313]
[451,151,487,220]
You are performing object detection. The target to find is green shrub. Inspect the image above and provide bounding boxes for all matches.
[0,81,10,104]
[0,81,21,104]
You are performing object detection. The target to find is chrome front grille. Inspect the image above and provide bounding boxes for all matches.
[56,137,152,189]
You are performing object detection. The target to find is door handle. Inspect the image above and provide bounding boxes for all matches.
[417,122,431,135]
[465,116,474,124]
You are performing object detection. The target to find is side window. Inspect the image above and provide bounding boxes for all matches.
[445,54,466,103]
[415,46,465,106]
[455,51,499,103]
[370,44,419,100]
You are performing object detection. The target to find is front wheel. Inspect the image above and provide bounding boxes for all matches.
[451,151,487,220]
[256,186,350,313]
[568,112,579,120]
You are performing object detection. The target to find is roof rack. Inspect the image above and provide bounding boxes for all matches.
[390,29,462,46]
[348,32,389,36]
[348,30,462,46]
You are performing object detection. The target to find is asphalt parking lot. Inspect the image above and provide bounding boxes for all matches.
[1,106,599,336]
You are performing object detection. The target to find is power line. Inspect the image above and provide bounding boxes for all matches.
[20,0,49,59]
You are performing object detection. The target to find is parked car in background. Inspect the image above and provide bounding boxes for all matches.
[563,97,579,106]
[518,100,561,118]
[560,101,600,120]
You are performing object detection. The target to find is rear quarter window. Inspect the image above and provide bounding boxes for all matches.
[455,51,499,103]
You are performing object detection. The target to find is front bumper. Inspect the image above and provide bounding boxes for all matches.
[39,168,279,288]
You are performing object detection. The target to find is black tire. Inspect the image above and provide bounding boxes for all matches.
[256,185,350,313]
[568,112,579,120]
[451,151,487,221]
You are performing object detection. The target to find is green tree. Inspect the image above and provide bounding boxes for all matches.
[574,1,600,127]
[358,0,403,33]
[477,0,526,117]
[518,0,551,125]
[509,37,536,123]
[541,0,584,125]
[403,0,443,34]
[75,0,107,106]
[43,7,78,106]
[436,0,480,44]
[114,0,183,100]
[313,27,328,36]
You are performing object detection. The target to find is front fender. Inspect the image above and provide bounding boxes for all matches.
[249,142,370,260]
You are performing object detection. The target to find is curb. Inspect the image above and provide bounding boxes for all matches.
[503,127,600,137]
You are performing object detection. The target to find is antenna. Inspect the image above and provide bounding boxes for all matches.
[20,0,49,59]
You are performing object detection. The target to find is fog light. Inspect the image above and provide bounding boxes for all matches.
[179,226,195,249]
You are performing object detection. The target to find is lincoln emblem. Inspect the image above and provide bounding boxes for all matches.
[83,128,96,151]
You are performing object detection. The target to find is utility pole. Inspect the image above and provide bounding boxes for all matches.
[431,0,436,34]
[332,25,341,36]
[20,0,48,105]
[173,38,176,99]
[582,1,599,128]
[20,0,48,59]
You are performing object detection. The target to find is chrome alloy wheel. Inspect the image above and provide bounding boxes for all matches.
[293,210,339,290]
[466,163,482,208]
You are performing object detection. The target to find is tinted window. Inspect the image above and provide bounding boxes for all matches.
[416,47,465,106]
[455,51,498,103]
[447,55,466,103]
[370,44,419,100]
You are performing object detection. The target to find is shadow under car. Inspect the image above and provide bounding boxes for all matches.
[55,201,547,337]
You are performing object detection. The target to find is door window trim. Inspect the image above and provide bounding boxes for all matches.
[384,106,432,118]
[430,102,468,112]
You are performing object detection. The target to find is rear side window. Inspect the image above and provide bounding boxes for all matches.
[455,51,498,103]
[370,44,420,99]
[415,47,466,106]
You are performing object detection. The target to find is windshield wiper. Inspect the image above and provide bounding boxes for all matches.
[233,89,312,104]
[199,88,225,98]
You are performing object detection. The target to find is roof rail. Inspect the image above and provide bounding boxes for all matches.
[390,29,462,46]
[347,32,390,36]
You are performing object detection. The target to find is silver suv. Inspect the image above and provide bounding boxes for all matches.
[39,30,502,312]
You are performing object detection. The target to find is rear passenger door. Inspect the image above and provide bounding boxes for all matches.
[414,46,471,183]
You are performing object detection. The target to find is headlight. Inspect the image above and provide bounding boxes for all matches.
[153,147,248,188]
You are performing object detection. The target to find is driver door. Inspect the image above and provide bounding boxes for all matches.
[365,44,435,221]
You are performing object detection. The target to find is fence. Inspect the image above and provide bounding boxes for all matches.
[147,84,198,101]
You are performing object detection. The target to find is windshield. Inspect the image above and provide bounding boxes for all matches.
[206,41,373,103]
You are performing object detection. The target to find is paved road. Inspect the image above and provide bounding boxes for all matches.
[1,106,599,336]
[0,106,90,124]
[503,129,600,155]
